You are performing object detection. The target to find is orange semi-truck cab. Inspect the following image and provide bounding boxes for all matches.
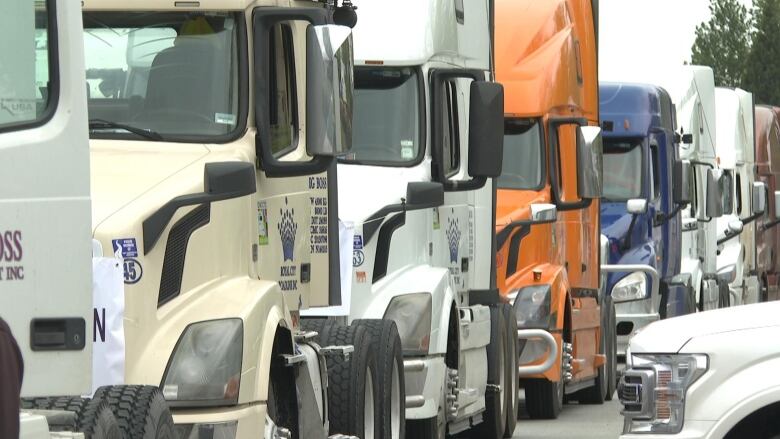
[494,0,615,419]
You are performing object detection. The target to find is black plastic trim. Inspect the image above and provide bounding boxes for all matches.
[548,116,592,211]
[327,162,341,306]
[253,7,332,178]
[372,212,406,282]
[158,204,210,307]
[505,225,531,278]
[429,68,488,192]
[470,289,500,306]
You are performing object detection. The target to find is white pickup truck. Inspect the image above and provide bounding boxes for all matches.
[618,301,780,438]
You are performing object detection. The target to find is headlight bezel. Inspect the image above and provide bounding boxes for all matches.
[612,271,648,303]
[512,284,553,329]
[161,318,244,408]
[383,293,432,356]
[620,353,709,434]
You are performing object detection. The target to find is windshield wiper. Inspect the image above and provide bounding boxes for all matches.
[89,118,164,141]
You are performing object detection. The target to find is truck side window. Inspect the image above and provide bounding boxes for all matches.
[650,143,661,200]
[736,174,743,215]
[441,80,460,177]
[268,24,297,157]
[721,171,734,214]
[0,1,54,132]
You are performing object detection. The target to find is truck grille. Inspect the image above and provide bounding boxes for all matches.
[620,375,642,412]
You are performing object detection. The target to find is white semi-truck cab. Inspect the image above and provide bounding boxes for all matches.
[16,0,376,438]
[301,0,530,438]
[713,87,765,307]
[658,66,726,313]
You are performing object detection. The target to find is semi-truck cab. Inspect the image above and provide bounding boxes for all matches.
[755,105,780,301]
[494,0,611,420]
[303,1,518,438]
[43,1,377,438]
[598,82,692,356]
[657,66,725,313]
[713,87,764,307]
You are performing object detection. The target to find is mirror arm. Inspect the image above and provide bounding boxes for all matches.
[621,214,639,251]
[762,218,780,232]
[717,230,742,246]
[653,204,685,227]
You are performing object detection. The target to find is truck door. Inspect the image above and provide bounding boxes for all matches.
[0,0,93,397]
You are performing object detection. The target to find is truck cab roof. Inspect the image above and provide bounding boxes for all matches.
[351,0,490,69]
[599,82,675,139]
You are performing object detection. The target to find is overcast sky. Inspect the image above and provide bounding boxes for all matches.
[599,0,753,82]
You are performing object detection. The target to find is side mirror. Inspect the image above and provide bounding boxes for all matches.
[306,24,354,156]
[682,133,694,145]
[673,160,692,205]
[627,199,648,215]
[728,220,744,235]
[467,81,504,178]
[775,191,780,219]
[752,182,768,215]
[716,264,737,284]
[405,182,444,209]
[576,126,604,199]
[529,203,557,224]
[706,169,724,219]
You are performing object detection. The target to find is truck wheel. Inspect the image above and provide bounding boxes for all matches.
[22,395,121,438]
[321,324,377,439]
[354,319,405,439]
[476,305,508,438]
[605,297,618,401]
[93,385,175,439]
[524,344,564,419]
[501,304,518,438]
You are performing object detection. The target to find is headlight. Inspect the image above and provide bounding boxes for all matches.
[619,354,709,434]
[512,285,552,329]
[384,293,432,355]
[162,319,243,407]
[612,271,648,302]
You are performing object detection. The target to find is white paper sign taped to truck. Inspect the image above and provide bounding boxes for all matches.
[91,256,125,395]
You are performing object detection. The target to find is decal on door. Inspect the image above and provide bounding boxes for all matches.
[446,217,461,264]
[257,201,269,246]
[111,238,142,284]
[353,234,364,267]
[0,230,24,281]
[278,197,298,291]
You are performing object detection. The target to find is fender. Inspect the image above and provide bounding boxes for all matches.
[354,264,453,356]
[126,276,291,405]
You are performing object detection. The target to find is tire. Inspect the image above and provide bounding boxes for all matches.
[93,385,175,439]
[605,297,618,401]
[81,400,122,439]
[476,305,508,438]
[21,396,121,439]
[354,319,405,439]
[320,324,377,439]
[524,344,564,419]
[300,318,334,340]
[502,304,518,438]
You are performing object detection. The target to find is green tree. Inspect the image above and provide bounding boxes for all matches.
[691,0,752,88]
[745,0,780,104]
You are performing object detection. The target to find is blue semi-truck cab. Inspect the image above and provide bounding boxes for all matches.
[599,82,693,355]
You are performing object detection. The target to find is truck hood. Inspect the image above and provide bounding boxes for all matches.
[630,301,780,354]
[90,140,210,234]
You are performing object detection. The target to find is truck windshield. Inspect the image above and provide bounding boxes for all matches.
[497,118,544,190]
[603,139,643,201]
[342,67,420,165]
[82,12,241,141]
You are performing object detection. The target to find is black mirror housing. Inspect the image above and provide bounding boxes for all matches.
[467,81,504,179]
[673,160,692,205]
[406,182,444,209]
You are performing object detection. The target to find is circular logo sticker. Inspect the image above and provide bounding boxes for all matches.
[122,258,143,284]
[353,250,365,267]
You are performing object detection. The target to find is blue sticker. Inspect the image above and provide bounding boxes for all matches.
[278,197,298,262]
[446,218,461,264]
[122,258,143,284]
[112,238,139,258]
[353,249,365,267]
[353,235,363,250]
